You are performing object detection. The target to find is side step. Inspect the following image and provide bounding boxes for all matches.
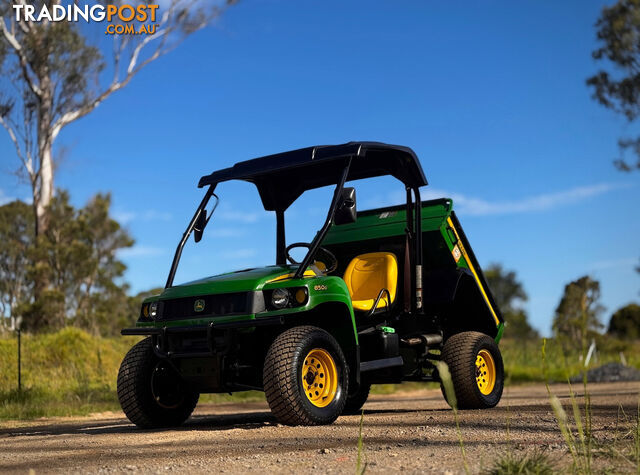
[360,356,403,373]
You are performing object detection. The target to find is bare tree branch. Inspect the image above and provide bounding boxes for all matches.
[13,0,33,35]
[0,114,33,177]
[53,0,219,134]
[0,17,42,98]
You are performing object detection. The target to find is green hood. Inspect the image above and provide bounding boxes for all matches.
[158,265,299,300]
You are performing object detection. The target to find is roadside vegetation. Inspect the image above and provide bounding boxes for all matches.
[0,328,263,420]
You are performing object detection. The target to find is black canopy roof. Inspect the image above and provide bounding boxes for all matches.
[198,141,427,211]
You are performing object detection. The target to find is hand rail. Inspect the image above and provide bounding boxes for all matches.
[364,288,392,318]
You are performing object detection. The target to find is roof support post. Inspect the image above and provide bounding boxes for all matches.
[276,209,286,266]
[294,158,352,279]
[403,187,414,314]
[413,187,423,312]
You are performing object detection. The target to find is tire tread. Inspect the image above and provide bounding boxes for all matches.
[117,338,198,428]
[441,331,503,409]
[263,326,347,425]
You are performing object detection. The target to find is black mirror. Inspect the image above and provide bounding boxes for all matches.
[334,187,356,225]
[193,210,207,243]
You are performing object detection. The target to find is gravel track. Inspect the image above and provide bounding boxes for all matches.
[1,382,638,474]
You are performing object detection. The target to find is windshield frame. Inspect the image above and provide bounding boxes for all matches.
[165,185,218,288]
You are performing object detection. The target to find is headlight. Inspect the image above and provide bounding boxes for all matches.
[271,288,290,309]
[149,302,158,318]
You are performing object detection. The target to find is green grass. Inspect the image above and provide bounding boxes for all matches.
[0,328,269,421]
[437,360,470,475]
[486,450,555,475]
[500,337,640,383]
[0,327,137,420]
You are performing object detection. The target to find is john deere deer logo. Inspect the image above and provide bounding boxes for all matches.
[194,299,205,312]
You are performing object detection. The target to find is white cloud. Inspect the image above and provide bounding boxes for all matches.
[113,209,172,224]
[113,210,136,224]
[431,183,630,216]
[365,182,630,216]
[588,257,639,271]
[118,246,166,258]
[142,210,172,221]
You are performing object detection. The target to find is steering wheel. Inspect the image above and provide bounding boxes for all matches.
[285,242,338,274]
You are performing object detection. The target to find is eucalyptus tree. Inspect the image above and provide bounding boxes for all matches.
[0,0,235,235]
[553,276,604,356]
[588,0,640,171]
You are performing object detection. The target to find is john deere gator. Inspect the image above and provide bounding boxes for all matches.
[117,142,505,428]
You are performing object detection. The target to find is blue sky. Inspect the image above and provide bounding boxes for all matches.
[1,0,638,335]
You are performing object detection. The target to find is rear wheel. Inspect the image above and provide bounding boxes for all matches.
[440,331,504,409]
[117,338,199,428]
[263,326,348,425]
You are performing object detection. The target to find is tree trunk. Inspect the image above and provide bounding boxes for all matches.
[36,79,54,237]
[31,76,55,321]
[36,140,54,236]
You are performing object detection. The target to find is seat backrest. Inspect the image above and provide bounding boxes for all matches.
[343,252,398,311]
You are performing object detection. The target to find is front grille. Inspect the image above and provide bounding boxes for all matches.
[157,291,262,320]
[164,330,210,354]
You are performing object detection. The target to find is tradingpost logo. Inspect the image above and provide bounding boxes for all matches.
[12,2,159,36]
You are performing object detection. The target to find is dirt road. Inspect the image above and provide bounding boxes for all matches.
[1,382,638,474]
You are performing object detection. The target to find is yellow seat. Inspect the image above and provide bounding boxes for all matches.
[343,252,398,312]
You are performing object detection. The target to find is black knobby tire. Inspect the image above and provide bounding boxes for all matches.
[343,379,371,415]
[263,325,348,425]
[440,331,504,409]
[117,338,199,428]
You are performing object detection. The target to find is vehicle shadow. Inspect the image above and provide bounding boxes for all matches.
[0,410,278,437]
[0,405,450,438]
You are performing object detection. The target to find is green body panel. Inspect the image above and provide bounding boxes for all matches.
[324,198,473,272]
[138,266,357,343]
[161,266,296,298]
[323,200,453,245]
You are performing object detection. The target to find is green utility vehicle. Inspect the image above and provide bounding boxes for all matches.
[117,142,505,428]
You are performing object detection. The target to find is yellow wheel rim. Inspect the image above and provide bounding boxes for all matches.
[302,348,338,408]
[476,349,496,395]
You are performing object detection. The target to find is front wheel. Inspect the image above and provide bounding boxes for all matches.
[263,326,349,425]
[343,379,371,415]
[440,331,504,409]
[117,338,199,428]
